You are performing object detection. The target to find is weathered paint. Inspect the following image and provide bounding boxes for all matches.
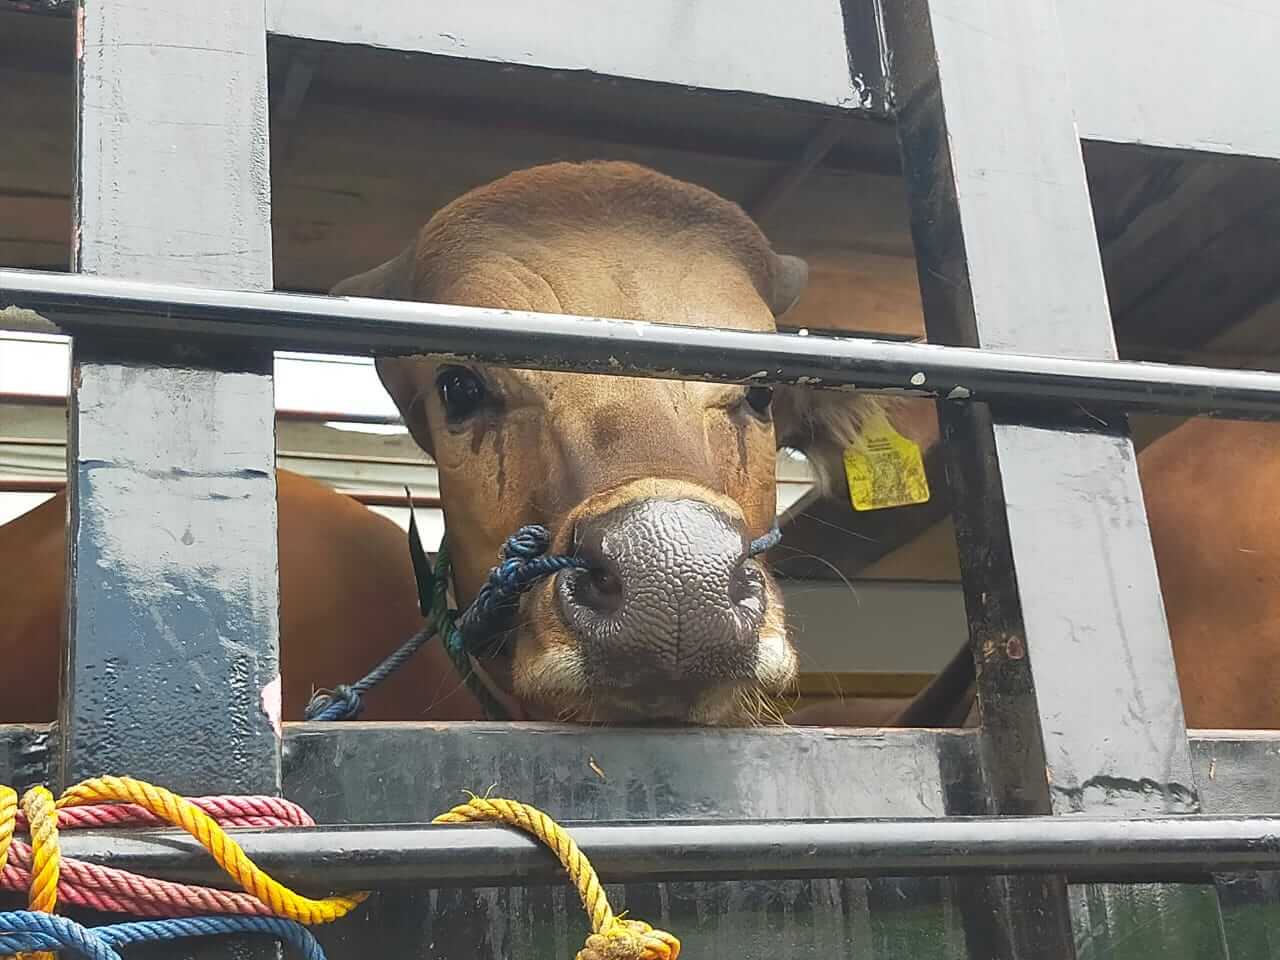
[883,0,1232,955]
[65,0,279,956]
[266,0,870,110]
[1058,0,1280,160]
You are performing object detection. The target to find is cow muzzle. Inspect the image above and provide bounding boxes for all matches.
[526,491,792,723]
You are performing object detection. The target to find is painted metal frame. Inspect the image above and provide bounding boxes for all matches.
[0,0,1277,956]
[6,268,1280,418]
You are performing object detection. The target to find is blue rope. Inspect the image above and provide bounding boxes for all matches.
[306,501,783,722]
[748,523,782,556]
[454,525,586,657]
[304,623,433,721]
[0,911,327,960]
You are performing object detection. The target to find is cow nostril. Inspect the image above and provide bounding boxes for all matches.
[569,563,624,615]
[590,567,622,597]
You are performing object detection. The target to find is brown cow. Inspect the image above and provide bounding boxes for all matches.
[334,160,885,725]
[789,414,1280,731]
[0,468,484,723]
[0,160,881,726]
[8,163,1271,732]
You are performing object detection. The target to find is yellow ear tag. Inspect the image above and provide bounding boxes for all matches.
[842,410,931,511]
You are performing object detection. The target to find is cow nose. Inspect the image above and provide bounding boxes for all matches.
[556,498,767,681]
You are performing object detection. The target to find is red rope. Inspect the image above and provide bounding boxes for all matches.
[2,793,315,917]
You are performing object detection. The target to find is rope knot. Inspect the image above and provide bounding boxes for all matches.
[433,796,678,960]
[577,919,681,960]
[457,524,586,651]
[502,525,554,560]
[303,683,363,722]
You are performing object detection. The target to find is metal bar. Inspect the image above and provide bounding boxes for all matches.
[64,0,281,844]
[68,3,280,953]
[287,721,980,952]
[0,393,405,426]
[1056,0,1280,160]
[0,478,440,509]
[44,816,1280,888]
[4,268,1280,419]
[884,0,1231,957]
[265,0,866,112]
[1191,734,1280,955]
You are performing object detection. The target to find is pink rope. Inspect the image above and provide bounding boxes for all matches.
[14,795,315,831]
[2,794,319,917]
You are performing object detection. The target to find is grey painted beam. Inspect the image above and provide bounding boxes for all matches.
[268,0,1280,160]
[65,0,281,804]
[266,0,871,110]
[1059,0,1280,160]
[884,0,1232,957]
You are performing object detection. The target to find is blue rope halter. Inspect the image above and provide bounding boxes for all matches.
[306,496,782,722]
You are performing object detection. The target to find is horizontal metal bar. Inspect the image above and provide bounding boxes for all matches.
[0,477,440,509]
[0,391,404,426]
[52,816,1280,888]
[4,268,1280,419]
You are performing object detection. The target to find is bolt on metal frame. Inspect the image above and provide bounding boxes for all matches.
[1,0,1278,957]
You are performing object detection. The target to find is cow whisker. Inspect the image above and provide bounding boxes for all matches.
[770,544,861,607]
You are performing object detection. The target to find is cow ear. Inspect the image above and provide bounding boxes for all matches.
[330,245,436,456]
[375,356,436,458]
[767,253,809,318]
[329,244,418,300]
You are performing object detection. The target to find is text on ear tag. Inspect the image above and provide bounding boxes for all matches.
[842,410,931,511]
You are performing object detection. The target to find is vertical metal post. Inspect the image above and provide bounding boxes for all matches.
[64,6,280,953]
[880,1,1230,958]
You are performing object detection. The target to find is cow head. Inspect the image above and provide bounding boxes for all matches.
[332,161,879,725]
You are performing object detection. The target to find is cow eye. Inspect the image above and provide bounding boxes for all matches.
[436,366,487,422]
[743,386,774,418]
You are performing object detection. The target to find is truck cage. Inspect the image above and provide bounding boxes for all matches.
[1,0,1279,957]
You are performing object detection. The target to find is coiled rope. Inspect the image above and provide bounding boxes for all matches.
[435,796,680,960]
[0,913,326,960]
[306,496,783,723]
[0,776,679,960]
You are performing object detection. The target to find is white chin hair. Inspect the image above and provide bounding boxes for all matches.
[753,627,799,692]
[516,630,797,726]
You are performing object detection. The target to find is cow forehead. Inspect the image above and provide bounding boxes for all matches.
[432,234,777,330]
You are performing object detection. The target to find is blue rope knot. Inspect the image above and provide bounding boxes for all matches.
[304,489,783,722]
[304,683,362,722]
[457,525,587,655]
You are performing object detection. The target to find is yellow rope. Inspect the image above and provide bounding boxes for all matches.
[19,786,58,960]
[0,785,14,873]
[434,797,680,960]
[1,776,679,960]
[58,776,368,924]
